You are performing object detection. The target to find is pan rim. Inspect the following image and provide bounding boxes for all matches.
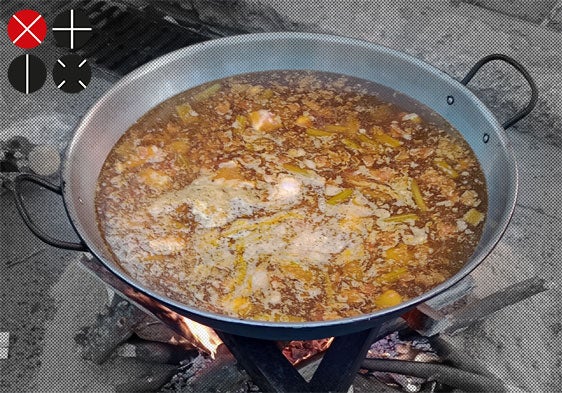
[61,31,518,336]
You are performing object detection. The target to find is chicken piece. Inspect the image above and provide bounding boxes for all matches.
[369,167,397,183]
[214,161,245,181]
[420,168,457,200]
[409,147,434,159]
[249,110,282,131]
[460,190,481,207]
[434,219,457,239]
[137,145,165,163]
[215,100,231,115]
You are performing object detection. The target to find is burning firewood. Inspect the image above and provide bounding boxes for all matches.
[76,254,547,393]
[80,255,222,357]
[132,320,195,349]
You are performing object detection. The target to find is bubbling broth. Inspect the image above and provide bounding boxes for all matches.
[95,70,487,322]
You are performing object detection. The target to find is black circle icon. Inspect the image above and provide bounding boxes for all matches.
[8,54,47,94]
[52,54,91,93]
[52,9,92,50]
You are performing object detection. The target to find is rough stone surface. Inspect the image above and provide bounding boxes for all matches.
[27,261,111,393]
[460,0,558,25]
[546,0,562,31]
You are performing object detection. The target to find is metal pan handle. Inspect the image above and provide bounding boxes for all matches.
[8,173,88,251]
[460,54,538,129]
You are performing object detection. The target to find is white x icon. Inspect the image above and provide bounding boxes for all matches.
[12,14,43,44]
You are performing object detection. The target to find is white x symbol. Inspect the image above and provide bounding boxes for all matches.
[12,14,43,44]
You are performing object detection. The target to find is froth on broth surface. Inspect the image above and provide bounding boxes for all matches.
[95,70,487,322]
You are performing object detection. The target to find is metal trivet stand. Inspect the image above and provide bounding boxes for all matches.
[216,324,398,392]
[78,254,547,393]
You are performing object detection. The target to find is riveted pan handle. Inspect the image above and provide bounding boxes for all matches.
[461,54,538,129]
[8,173,88,251]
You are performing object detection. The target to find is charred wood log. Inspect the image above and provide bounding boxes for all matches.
[162,349,250,393]
[79,255,215,355]
[75,291,199,365]
[183,345,249,393]
[75,295,153,364]
[99,357,178,393]
[163,354,213,391]
[115,338,197,365]
[361,358,507,392]
[413,277,549,337]
[132,320,195,349]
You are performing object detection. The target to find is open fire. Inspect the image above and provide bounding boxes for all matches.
[179,317,223,359]
[180,313,334,365]
[76,254,548,393]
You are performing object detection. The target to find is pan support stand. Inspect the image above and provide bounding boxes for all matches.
[216,325,391,393]
[77,255,550,392]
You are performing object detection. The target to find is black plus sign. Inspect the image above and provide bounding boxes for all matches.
[52,9,92,50]
[52,55,91,93]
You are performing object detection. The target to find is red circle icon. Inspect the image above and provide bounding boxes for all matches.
[7,9,47,49]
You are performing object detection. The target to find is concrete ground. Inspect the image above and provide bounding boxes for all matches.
[1,1,561,392]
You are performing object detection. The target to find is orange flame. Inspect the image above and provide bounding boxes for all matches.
[178,315,333,365]
[179,316,223,358]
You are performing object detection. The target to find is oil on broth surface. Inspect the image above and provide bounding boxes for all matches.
[96,70,487,321]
